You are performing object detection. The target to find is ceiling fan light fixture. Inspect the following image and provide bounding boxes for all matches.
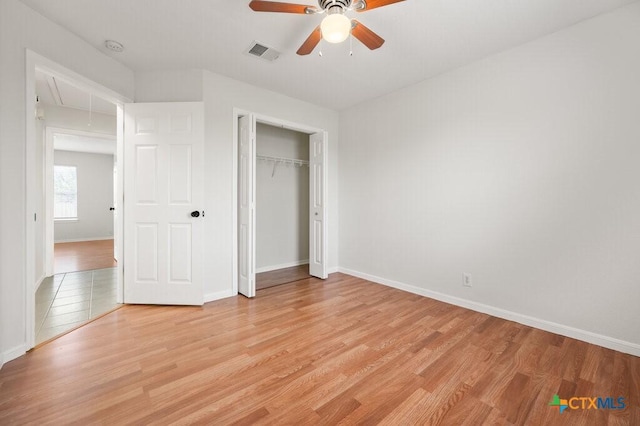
[321,13,351,43]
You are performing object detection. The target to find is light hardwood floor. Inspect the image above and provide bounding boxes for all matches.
[1,274,638,424]
[256,264,310,290]
[54,239,117,274]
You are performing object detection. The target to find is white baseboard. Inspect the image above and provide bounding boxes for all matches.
[1,344,29,370]
[54,236,114,243]
[338,267,640,357]
[328,266,339,274]
[204,289,235,304]
[256,260,309,274]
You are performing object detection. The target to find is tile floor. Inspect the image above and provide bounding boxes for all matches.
[35,268,121,344]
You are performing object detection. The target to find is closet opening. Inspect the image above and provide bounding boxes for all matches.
[235,112,328,298]
[255,123,311,290]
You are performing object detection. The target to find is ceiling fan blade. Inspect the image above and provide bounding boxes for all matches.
[297,26,322,55]
[249,1,314,14]
[357,0,405,12]
[351,20,385,50]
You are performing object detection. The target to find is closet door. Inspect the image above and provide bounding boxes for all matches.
[309,132,328,279]
[238,115,256,297]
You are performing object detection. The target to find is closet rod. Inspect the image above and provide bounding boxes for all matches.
[256,155,310,166]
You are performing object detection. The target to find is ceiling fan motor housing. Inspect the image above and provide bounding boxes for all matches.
[318,0,352,12]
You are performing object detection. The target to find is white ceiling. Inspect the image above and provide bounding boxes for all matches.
[21,0,637,110]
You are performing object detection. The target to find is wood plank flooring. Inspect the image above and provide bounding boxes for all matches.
[54,239,117,274]
[256,264,310,290]
[1,273,638,424]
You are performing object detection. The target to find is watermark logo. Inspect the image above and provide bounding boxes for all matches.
[549,395,569,413]
[549,394,626,414]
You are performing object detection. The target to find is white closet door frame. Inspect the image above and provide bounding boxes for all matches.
[232,110,329,296]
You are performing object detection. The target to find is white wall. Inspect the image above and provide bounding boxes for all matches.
[339,2,640,354]
[54,151,114,242]
[0,0,134,366]
[135,69,340,301]
[135,69,204,103]
[256,123,309,271]
[43,105,116,135]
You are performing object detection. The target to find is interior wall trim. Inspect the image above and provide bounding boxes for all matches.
[338,267,640,357]
[0,344,30,370]
[256,260,309,274]
[53,237,114,244]
[204,289,235,304]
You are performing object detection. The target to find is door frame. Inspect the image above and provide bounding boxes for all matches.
[25,50,131,349]
[232,109,329,296]
[44,127,117,277]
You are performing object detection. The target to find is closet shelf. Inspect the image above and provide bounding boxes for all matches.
[256,155,309,167]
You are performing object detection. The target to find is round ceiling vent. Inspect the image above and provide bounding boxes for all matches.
[105,40,124,53]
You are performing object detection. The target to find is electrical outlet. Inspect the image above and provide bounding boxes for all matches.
[463,273,472,287]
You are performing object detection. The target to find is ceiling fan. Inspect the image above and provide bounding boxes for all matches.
[249,0,406,55]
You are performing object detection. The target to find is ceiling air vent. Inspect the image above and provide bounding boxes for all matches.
[245,41,280,62]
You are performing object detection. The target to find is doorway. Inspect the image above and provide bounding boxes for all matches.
[26,51,130,349]
[255,123,311,289]
[234,112,328,298]
[35,71,121,345]
[45,127,118,275]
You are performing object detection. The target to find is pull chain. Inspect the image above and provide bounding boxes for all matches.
[350,31,353,56]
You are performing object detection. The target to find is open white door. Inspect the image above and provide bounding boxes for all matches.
[112,158,118,261]
[238,115,256,298]
[124,102,204,305]
[309,132,328,279]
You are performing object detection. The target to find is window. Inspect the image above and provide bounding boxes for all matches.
[54,165,78,219]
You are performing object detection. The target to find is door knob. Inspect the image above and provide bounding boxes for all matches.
[191,211,200,218]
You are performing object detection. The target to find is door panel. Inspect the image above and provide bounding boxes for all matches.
[169,145,192,204]
[169,223,192,282]
[124,102,204,305]
[309,132,328,279]
[135,223,158,281]
[135,145,158,203]
[238,115,256,298]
